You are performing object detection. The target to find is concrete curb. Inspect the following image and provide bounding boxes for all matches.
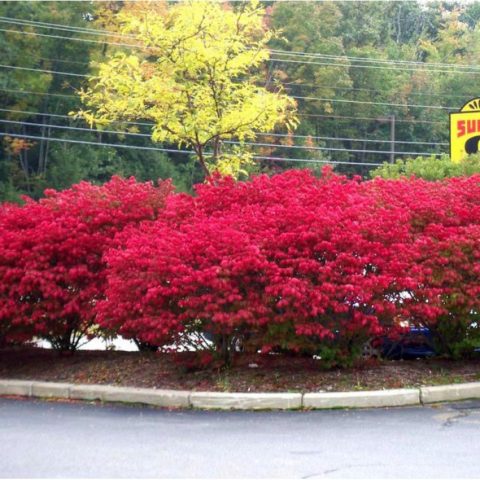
[0,380,191,409]
[190,391,302,410]
[303,388,419,409]
[420,382,480,404]
[2,379,480,410]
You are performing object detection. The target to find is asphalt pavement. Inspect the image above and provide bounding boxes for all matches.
[1,397,480,478]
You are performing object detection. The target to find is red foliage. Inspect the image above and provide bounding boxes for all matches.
[101,170,480,363]
[0,177,172,350]
[4,169,480,363]
[99,170,414,363]
[366,176,480,356]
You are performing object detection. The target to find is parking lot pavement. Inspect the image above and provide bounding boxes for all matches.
[1,397,480,478]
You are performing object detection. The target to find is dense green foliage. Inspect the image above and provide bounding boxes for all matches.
[78,0,297,179]
[0,1,197,200]
[1,1,480,199]
[371,154,480,180]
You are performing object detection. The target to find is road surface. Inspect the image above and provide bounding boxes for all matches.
[1,397,480,478]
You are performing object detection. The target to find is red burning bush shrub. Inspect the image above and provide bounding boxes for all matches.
[100,170,417,365]
[98,216,274,361]
[366,175,480,357]
[0,177,172,350]
[3,169,480,365]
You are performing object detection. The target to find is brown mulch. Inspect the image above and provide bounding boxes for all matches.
[1,347,480,393]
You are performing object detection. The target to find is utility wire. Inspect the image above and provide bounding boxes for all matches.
[4,21,480,75]
[291,95,456,110]
[0,27,139,48]
[0,16,136,38]
[269,56,480,75]
[0,107,153,127]
[2,17,480,73]
[0,106,446,129]
[0,88,75,99]
[282,82,472,100]
[296,112,445,124]
[0,58,470,102]
[270,49,480,71]
[2,52,473,113]
[0,62,464,100]
[257,132,448,147]
[0,109,448,145]
[18,53,90,66]
[0,118,152,138]
[0,63,88,77]
[0,132,194,154]
[0,119,445,157]
[0,87,461,125]
[0,62,459,111]
[224,139,443,156]
[0,132,385,167]
[255,155,383,166]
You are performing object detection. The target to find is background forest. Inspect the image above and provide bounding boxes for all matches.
[1,0,480,200]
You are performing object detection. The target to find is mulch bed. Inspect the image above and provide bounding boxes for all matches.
[2,347,480,393]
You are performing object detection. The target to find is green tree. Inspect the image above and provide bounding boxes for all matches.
[370,154,480,180]
[0,1,191,200]
[77,0,297,178]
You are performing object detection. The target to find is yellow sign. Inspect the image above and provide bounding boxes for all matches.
[450,98,480,163]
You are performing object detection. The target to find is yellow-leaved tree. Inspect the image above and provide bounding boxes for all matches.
[76,0,298,178]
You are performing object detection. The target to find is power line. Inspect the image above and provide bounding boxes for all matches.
[1,118,443,150]
[0,119,444,157]
[0,63,88,78]
[0,62,459,111]
[224,139,443,156]
[0,27,139,48]
[4,20,480,76]
[270,49,480,71]
[257,132,448,147]
[0,118,152,138]
[283,82,471,100]
[3,15,480,73]
[0,88,75,99]
[255,155,383,166]
[291,95,455,111]
[269,55,480,75]
[20,53,89,66]
[0,110,448,145]
[0,105,446,128]
[0,106,446,133]
[1,65,468,104]
[0,16,136,39]
[0,107,153,127]
[0,22,474,112]
[0,132,194,155]
[297,112,445,125]
[0,82,465,116]
[0,132,385,167]
[0,89,445,126]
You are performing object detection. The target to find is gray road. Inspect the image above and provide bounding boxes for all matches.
[1,398,480,478]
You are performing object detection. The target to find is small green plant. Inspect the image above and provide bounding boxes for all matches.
[370,154,480,180]
[216,373,232,392]
[429,315,480,359]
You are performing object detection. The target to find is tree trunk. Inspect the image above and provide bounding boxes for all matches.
[195,145,211,178]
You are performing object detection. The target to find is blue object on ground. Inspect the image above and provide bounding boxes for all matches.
[381,327,437,359]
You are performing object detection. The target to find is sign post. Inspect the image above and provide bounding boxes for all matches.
[450,98,480,163]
